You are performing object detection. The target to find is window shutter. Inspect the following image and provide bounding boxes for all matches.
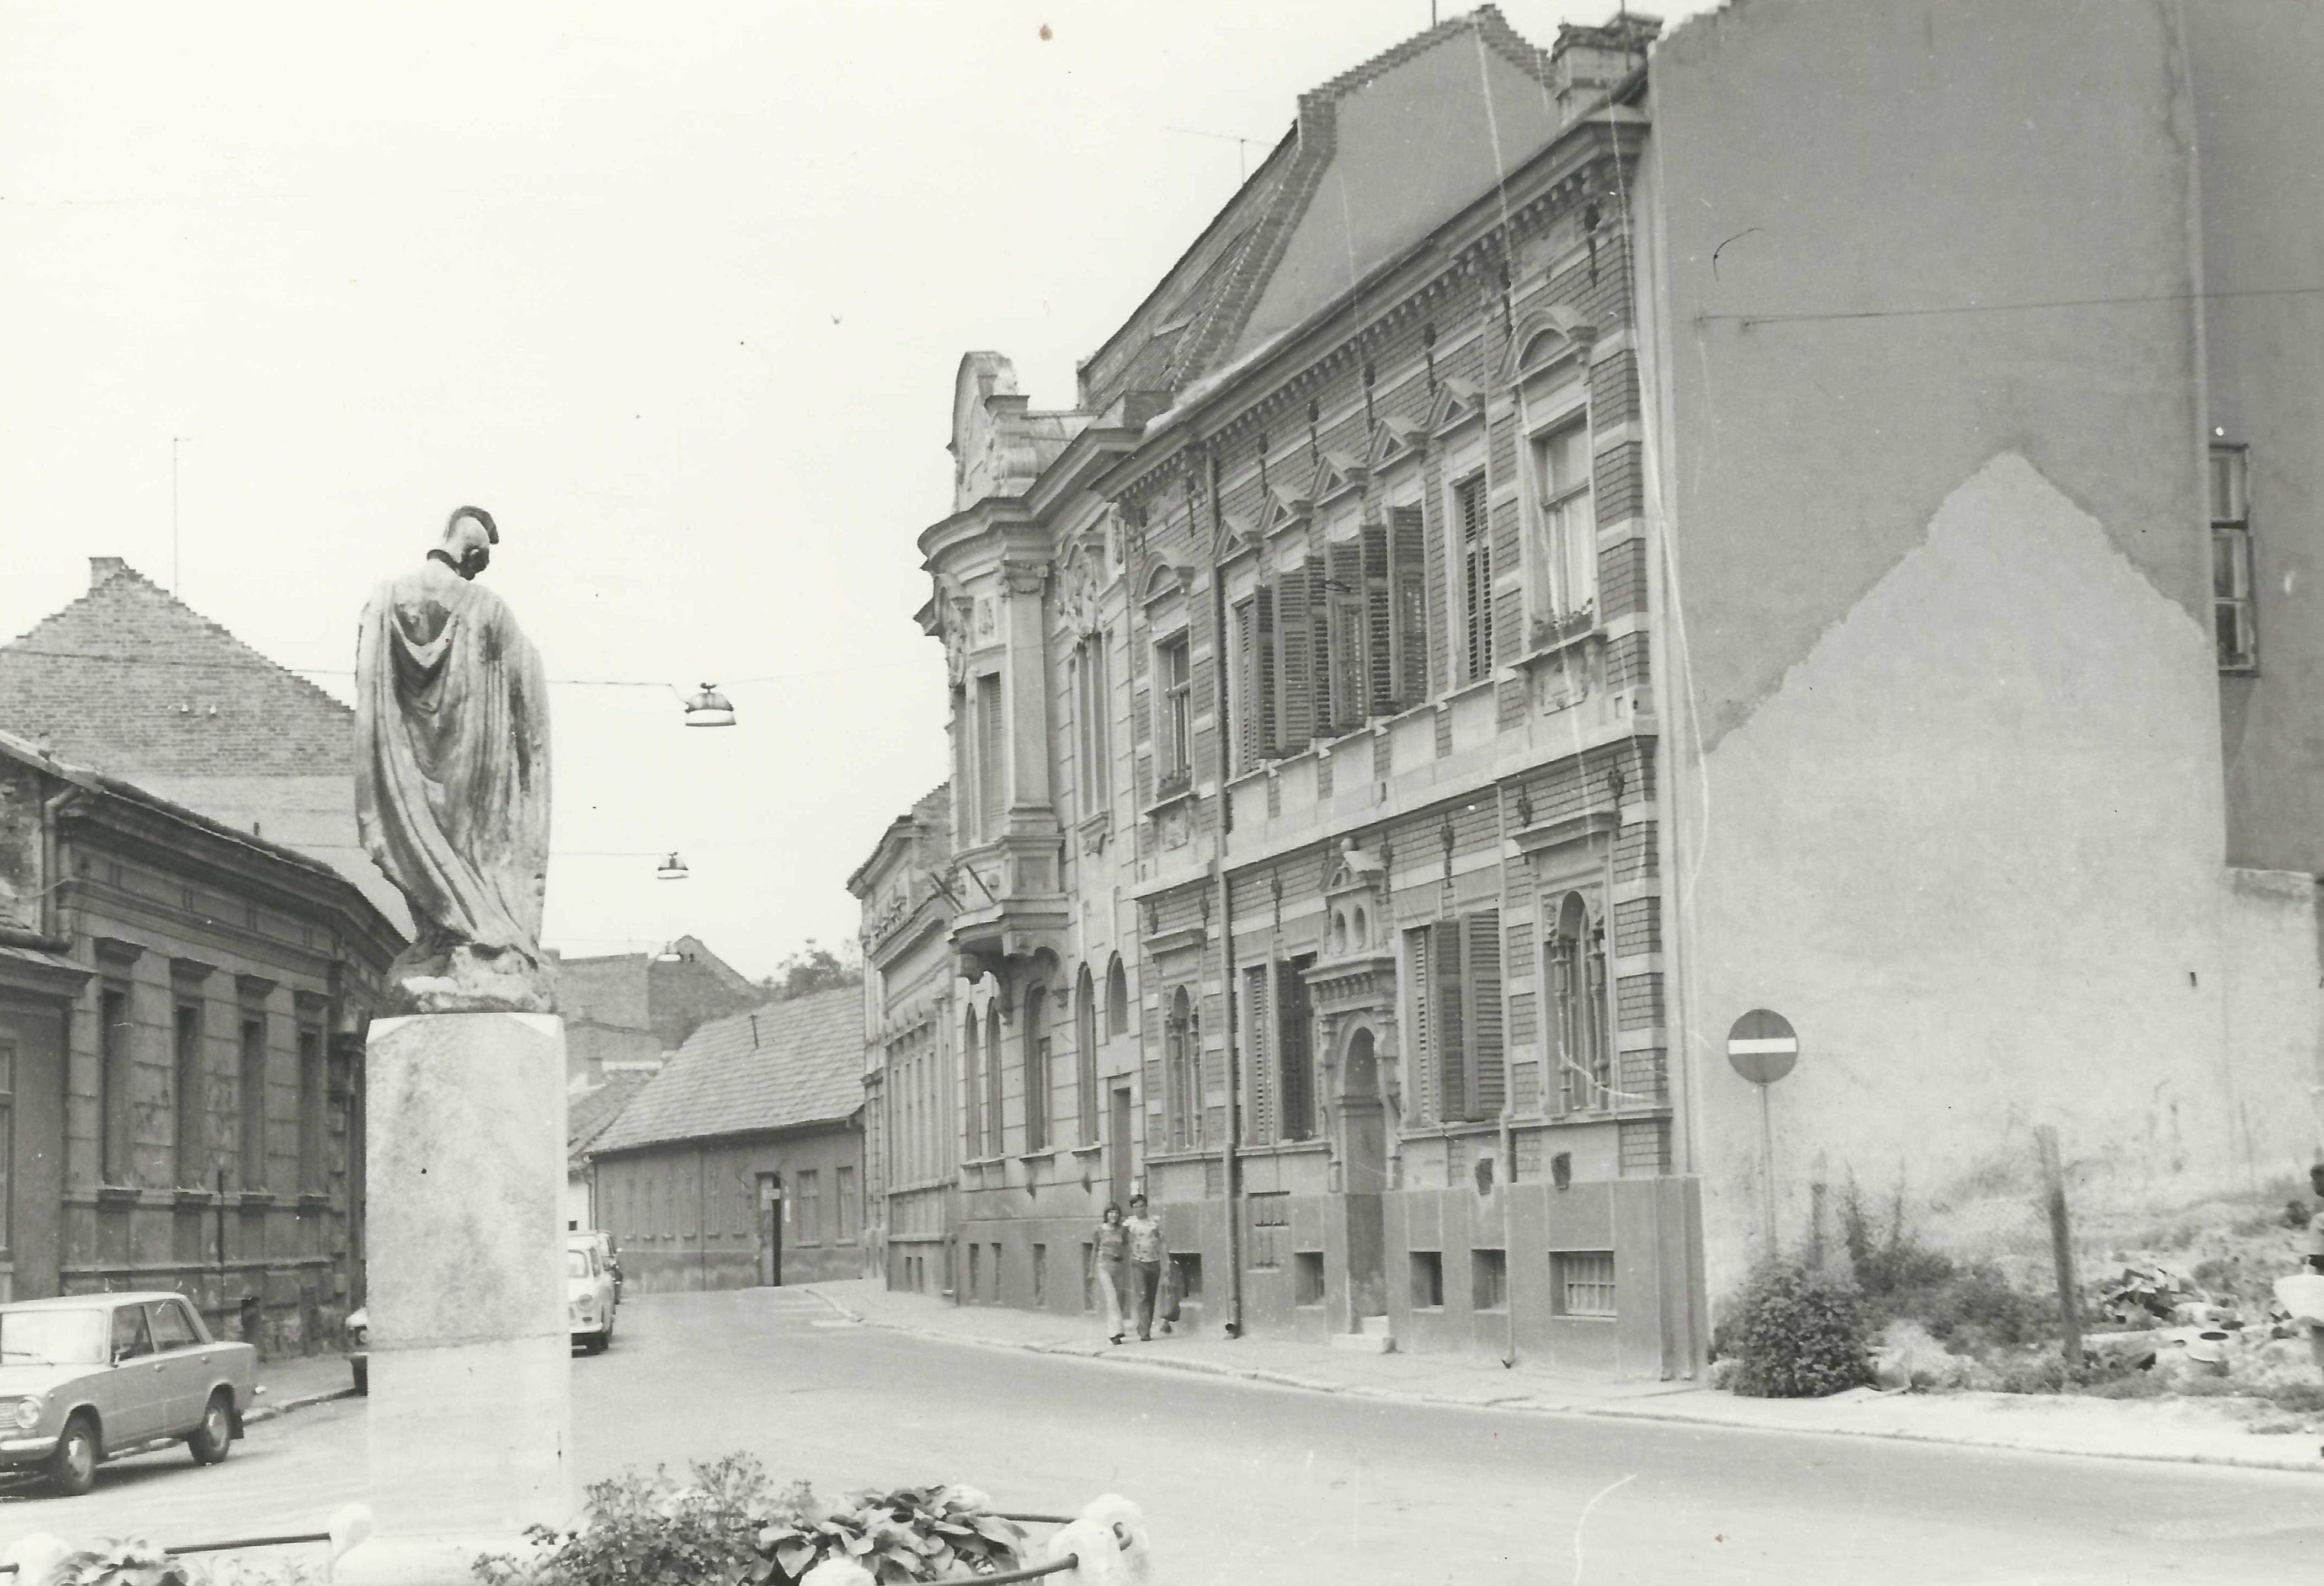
[1255,585,1277,756]
[1459,477,1491,680]
[1391,505,1427,707]
[1234,600,1259,771]
[1311,553,1336,739]
[1277,564,1314,752]
[1433,917,1466,1122]
[1326,536,1364,733]
[1363,521,1393,714]
[1277,959,1314,1140]
[1408,928,1434,1126]
[1468,910,1504,1119]
[1244,964,1273,1145]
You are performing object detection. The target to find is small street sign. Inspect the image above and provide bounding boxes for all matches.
[1727,1008,1799,1086]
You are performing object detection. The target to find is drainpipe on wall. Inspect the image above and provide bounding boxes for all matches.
[1205,444,1246,1341]
[1495,780,1518,1368]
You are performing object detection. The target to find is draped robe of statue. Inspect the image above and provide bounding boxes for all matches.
[356,556,554,1012]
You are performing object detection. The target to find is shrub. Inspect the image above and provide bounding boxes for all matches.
[1723,1260,1873,1399]
[475,1456,1027,1586]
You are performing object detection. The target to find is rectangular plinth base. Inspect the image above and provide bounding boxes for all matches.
[367,1012,573,1535]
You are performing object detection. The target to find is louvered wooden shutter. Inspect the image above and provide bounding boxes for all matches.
[1276,565,1314,752]
[1433,917,1466,1122]
[1363,521,1393,714]
[1326,536,1363,733]
[1244,964,1273,1145]
[1277,959,1314,1140]
[1408,928,1433,1126]
[1468,910,1504,1119]
[1234,600,1259,772]
[1255,586,1277,757]
[1459,477,1491,680]
[1391,505,1427,707]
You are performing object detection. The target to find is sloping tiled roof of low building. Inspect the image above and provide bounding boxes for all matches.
[568,1070,655,1170]
[590,984,862,1154]
[0,557,411,932]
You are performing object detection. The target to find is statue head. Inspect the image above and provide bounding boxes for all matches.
[435,506,499,580]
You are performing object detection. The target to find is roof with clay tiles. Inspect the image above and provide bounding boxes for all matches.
[589,985,863,1154]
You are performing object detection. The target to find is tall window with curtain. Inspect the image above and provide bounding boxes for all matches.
[1076,965,1099,1145]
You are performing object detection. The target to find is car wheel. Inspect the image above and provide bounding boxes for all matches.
[46,1412,98,1497]
[352,1359,369,1396]
[189,1391,234,1465]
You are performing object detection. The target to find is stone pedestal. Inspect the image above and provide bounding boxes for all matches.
[344,1012,571,1582]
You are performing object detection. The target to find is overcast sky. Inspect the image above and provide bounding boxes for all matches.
[0,1,1711,980]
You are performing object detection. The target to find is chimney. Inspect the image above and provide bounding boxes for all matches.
[1552,12,1662,120]
[90,556,129,589]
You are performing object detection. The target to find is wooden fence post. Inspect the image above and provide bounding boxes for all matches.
[2038,1126,2081,1371]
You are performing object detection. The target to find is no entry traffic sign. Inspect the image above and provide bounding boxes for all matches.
[1726,1008,1799,1086]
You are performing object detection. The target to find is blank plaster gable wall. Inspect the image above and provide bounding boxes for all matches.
[1647,0,2209,754]
[1681,455,2278,1293]
[1234,40,1564,357]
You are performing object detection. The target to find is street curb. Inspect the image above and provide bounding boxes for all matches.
[243,1385,358,1425]
[798,1287,2324,1476]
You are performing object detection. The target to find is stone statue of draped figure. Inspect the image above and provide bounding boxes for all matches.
[356,507,556,1013]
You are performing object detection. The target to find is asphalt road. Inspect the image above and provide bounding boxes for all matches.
[4,1288,2320,1583]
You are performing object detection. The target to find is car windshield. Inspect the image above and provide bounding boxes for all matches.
[567,1250,593,1278]
[0,1309,109,1366]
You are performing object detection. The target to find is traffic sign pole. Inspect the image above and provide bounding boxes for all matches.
[1726,1009,1800,1262]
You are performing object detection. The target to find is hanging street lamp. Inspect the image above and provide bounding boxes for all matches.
[656,853,690,881]
[683,684,736,728]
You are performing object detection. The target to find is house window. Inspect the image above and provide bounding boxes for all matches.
[1233,594,1277,772]
[794,1169,821,1246]
[1277,957,1316,1141]
[2211,445,2257,671]
[836,1165,859,1242]
[1106,956,1129,1039]
[297,1027,325,1193]
[1388,504,1429,706]
[1531,419,1596,631]
[99,987,132,1185]
[1473,1248,1509,1312]
[1548,893,1611,1112]
[1241,965,1273,1145]
[1158,634,1193,788]
[984,1005,1005,1158]
[1023,982,1051,1152]
[1076,965,1100,1146]
[974,673,1006,839]
[963,1007,984,1159]
[1555,1250,1617,1317]
[1075,633,1114,814]
[1407,911,1504,1125]
[174,1005,204,1187]
[238,1015,267,1192]
[1409,1251,1444,1309]
[1456,473,1494,681]
[1165,986,1200,1152]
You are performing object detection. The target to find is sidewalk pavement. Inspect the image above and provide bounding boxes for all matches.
[803,1279,2324,1475]
[247,1350,359,1424]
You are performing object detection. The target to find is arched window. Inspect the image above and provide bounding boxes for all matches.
[962,1007,984,1158]
[1166,986,1200,1152]
[1105,955,1129,1038]
[1024,982,1051,1152]
[984,1004,1005,1157]
[1548,893,1611,1111]
[1076,964,1100,1145]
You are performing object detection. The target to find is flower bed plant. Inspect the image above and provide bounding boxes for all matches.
[474,1455,1030,1586]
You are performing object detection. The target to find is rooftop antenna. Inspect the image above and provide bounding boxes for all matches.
[1164,125,1268,184]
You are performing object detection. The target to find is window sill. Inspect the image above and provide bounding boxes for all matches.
[1068,1145,1105,1158]
[1016,1150,1057,1165]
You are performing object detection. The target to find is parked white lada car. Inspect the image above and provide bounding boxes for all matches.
[0,1292,256,1494]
